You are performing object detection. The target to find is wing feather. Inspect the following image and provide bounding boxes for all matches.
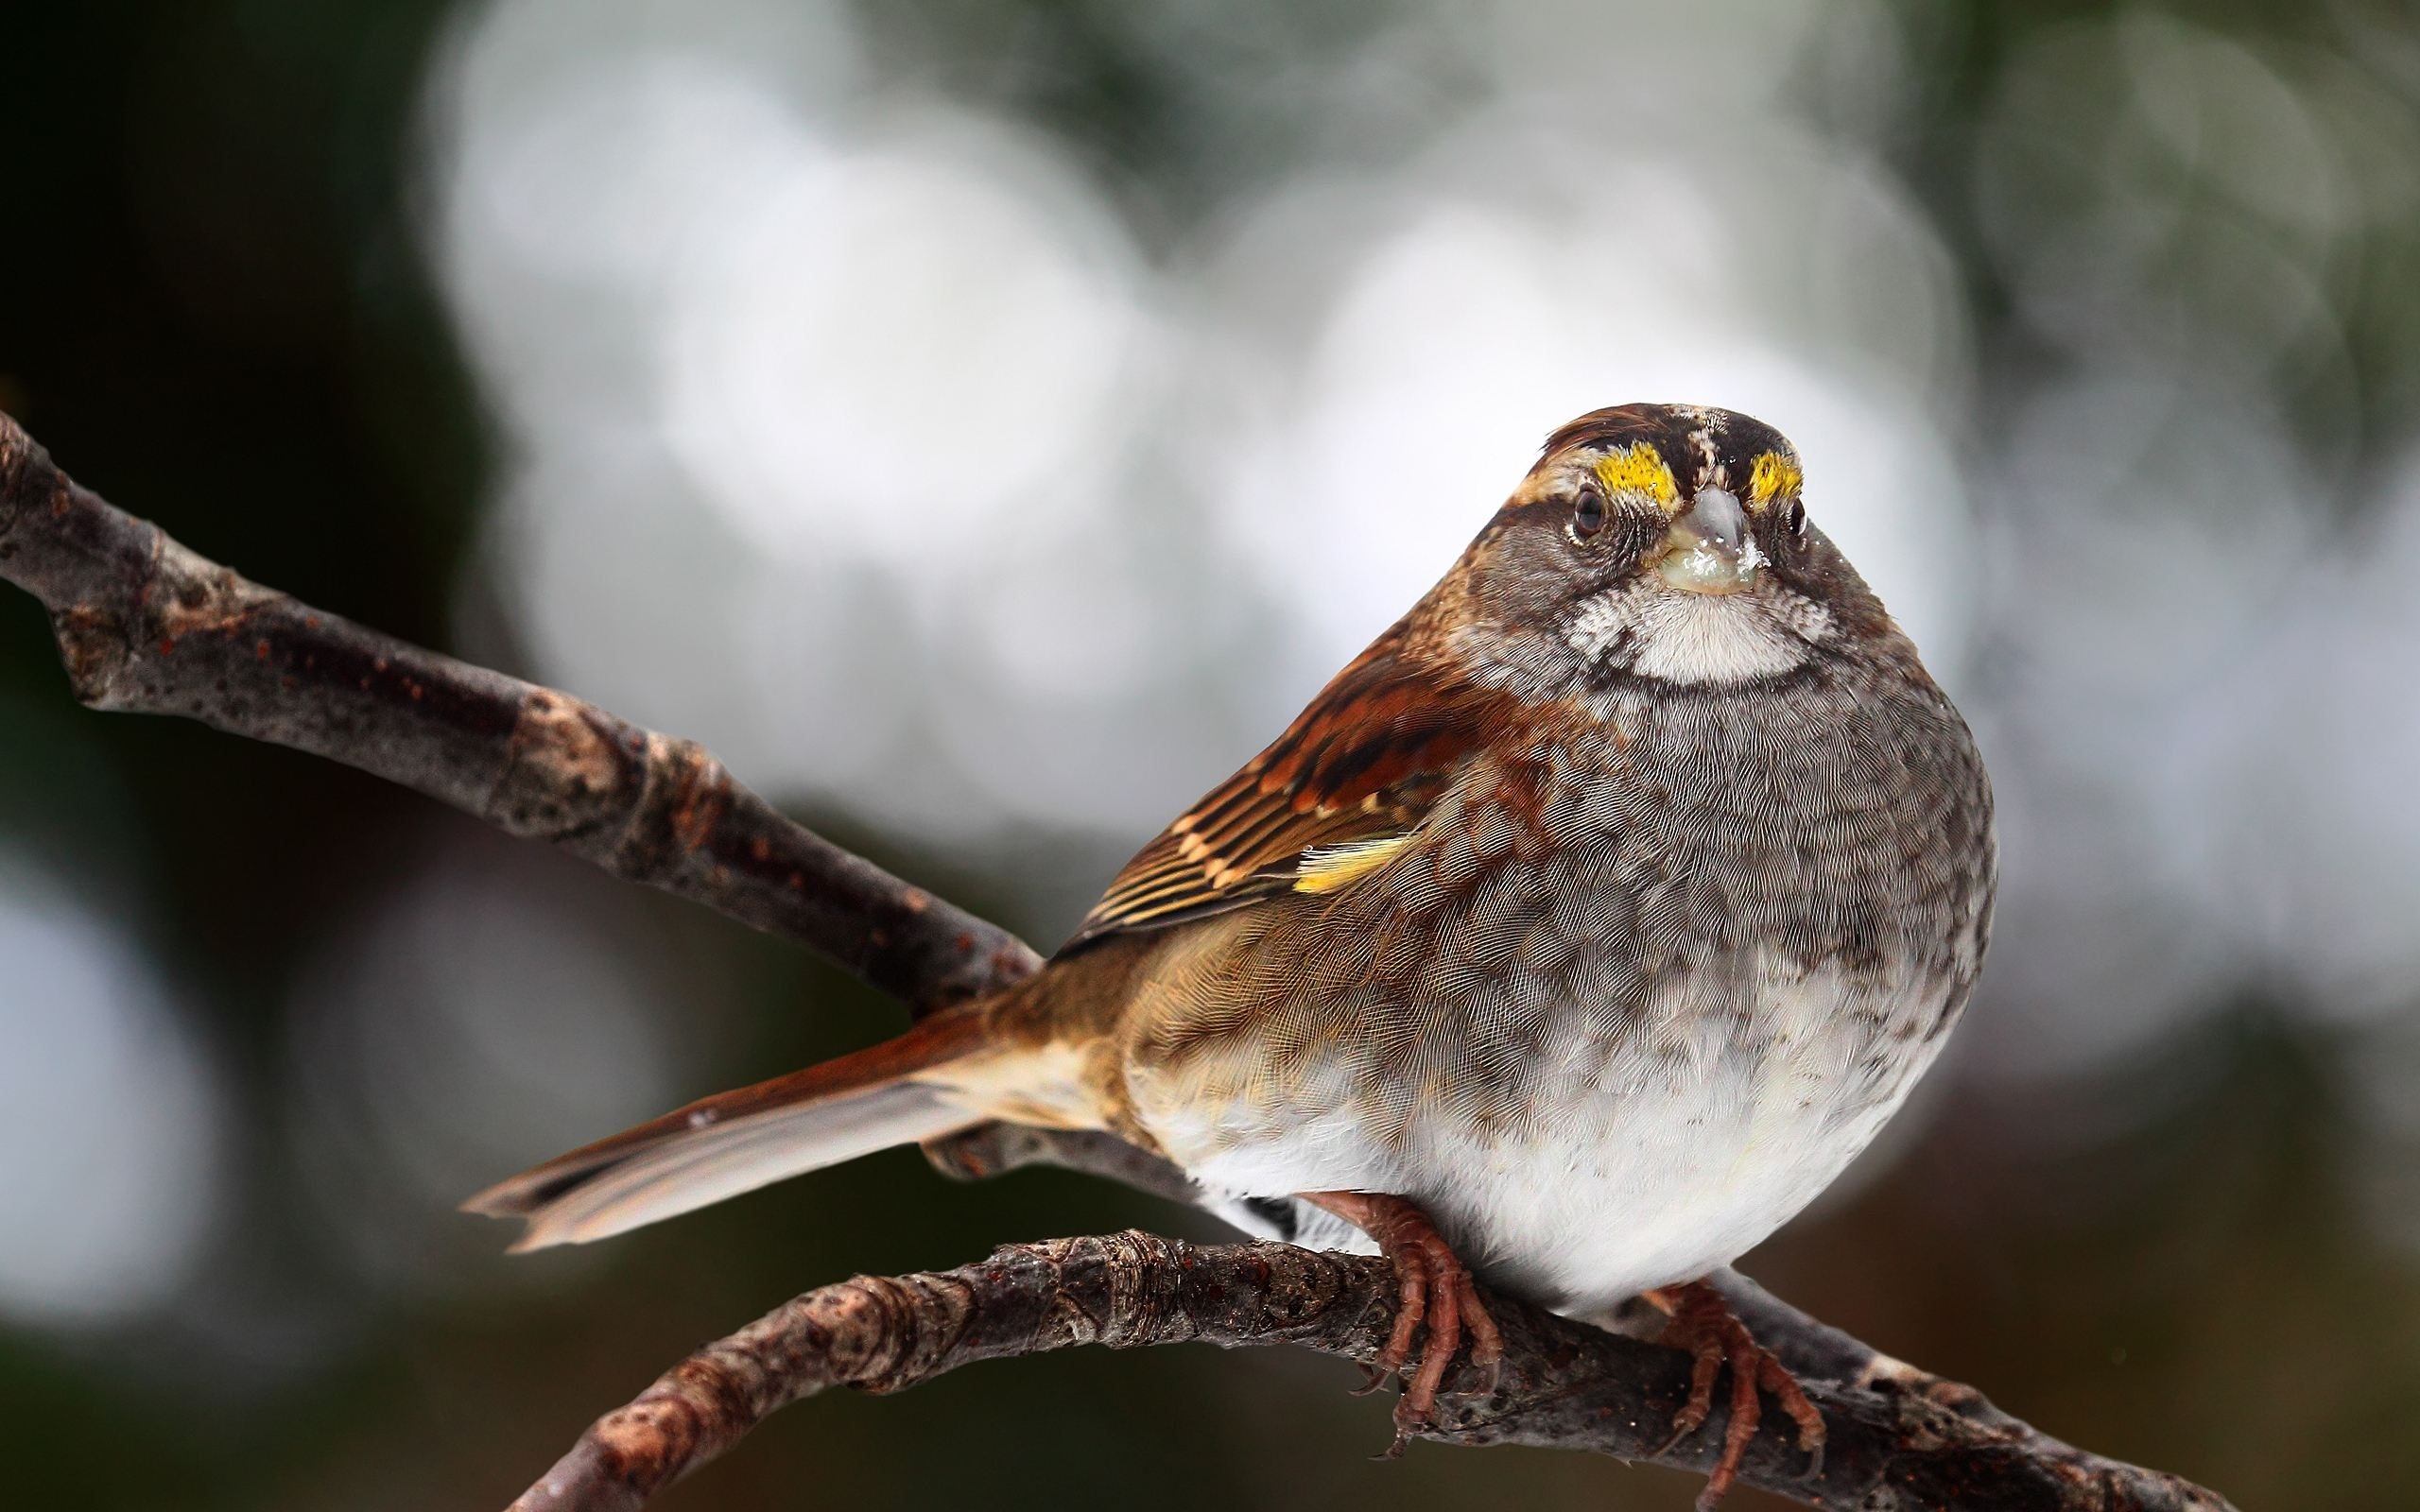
[1063,627,1511,950]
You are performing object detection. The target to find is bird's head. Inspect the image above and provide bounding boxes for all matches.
[1428,403,1903,697]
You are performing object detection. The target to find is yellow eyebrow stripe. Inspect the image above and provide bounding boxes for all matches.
[1747,451,1803,509]
[1593,443,1680,507]
[1293,833,1416,894]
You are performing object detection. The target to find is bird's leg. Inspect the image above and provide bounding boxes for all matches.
[1298,1190,1504,1454]
[1644,1280,1827,1510]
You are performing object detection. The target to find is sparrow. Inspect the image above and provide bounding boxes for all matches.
[469,403,1996,1508]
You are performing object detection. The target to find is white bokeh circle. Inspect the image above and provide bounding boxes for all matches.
[0,854,223,1327]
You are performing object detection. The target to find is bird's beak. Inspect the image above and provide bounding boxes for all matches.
[1655,487,1761,596]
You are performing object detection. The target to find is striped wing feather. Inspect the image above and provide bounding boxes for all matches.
[1065,629,1507,949]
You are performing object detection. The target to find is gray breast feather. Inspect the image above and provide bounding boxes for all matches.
[1132,657,1995,1136]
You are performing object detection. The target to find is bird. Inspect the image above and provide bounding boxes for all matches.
[467,402,1996,1508]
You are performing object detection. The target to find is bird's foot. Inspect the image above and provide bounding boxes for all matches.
[1300,1190,1504,1455]
[1646,1280,1826,1511]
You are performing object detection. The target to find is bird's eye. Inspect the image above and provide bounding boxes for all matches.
[1784,498,1808,541]
[1570,487,1607,540]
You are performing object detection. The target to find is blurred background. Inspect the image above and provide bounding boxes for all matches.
[3,1,2416,1507]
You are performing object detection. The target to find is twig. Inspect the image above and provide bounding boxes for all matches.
[0,411,2238,1512]
[505,1233,2232,1512]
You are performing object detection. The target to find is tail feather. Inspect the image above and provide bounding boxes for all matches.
[464,1007,1002,1251]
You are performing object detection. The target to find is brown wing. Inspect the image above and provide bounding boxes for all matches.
[1063,627,1509,951]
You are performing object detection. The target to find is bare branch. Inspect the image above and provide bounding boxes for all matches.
[0,410,1035,1012]
[0,412,2238,1512]
[505,1233,2234,1512]
[0,407,1112,1196]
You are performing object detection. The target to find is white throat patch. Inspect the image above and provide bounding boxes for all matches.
[1567,587,1828,685]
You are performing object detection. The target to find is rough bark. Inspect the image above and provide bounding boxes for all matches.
[507,1235,2230,1512]
[0,411,2238,1512]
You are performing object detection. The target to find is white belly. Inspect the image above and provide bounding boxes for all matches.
[1153,958,1951,1314]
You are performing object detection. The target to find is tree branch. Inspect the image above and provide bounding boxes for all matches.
[506,1233,2230,1512]
[0,411,2237,1512]
[0,410,1032,1012]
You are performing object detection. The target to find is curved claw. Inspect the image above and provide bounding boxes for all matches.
[1298,1190,1502,1451]
[1647,1280,1827,1510]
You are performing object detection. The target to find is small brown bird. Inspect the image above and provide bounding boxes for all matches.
[470,403,1996,1507]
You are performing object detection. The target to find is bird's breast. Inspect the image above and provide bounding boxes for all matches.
[1117,667,1994,1304]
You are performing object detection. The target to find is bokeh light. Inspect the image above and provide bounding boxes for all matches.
[283,834,705,1298]
[0,852,222,1328]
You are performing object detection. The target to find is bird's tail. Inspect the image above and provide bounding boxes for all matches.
[463,1000,1063,1252]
